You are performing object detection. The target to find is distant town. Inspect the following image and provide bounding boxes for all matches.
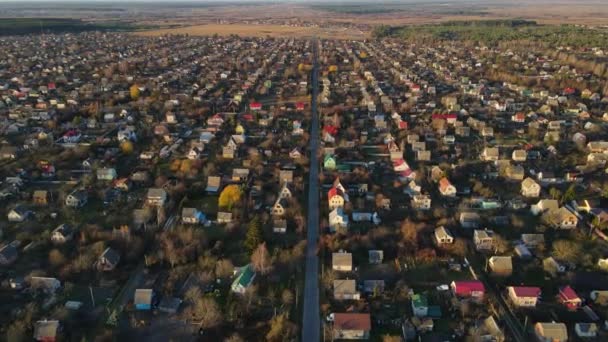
[1,2,608,342]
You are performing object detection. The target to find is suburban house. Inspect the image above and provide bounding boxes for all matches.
[34,320,60,342]
[534,322,568,342]
[411,194,431,210]
[474,229,495,251]
[134,289,153,310]
[544,207,578,229]
[329,208,349,233]
[434,226,454,245]
[231,264,256,294]
[181,208,206,224]
[96,247,121,271]
[481,147,499,161]
[146,188,167,207]
[273,219,287,234]
[574,323,597,339]
[363,280,385,295]
[488,256,513,276]
[460,212,481,229]
[206,176,221,193]
[451,280,485,300]
[507,286,541,308]
[368,250,384,264]
[272,198,289,217]
[96,167,117,181]
[438,177,457,197]
[412,293,429,317]
[531,199,559,215]
[333,279,360,300]
[51,224,74,244]
[32,190,49,205]
[558,286,582,310]
[324,154,337,170]
[8,206,31,222]
[278,183,293,199]
[217,212,233,224]
[0,244,18,265]
[512,149,527,162]
[332,252,353,272]
[521,177,541,198]
[30,277,61,294]
[333,313,371,340]
[65,189,88,208]
[328,186,347,210]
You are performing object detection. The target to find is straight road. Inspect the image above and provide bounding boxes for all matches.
[302,38,321,342]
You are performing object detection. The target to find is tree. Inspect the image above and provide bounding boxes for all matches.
[251,243,272,275]
[266,313,296,342]
[219,185,242,209]
[120,140,134,155]
[563,184,576,203]
[382,336,402,342]
[224,334,245,342]
[130,84,140,100]
[244,216,263,252]
[49,249,66,268]
[493,234,510,254]
[281,289,294,307]
[215,259,234,279]
[552,239,581,260]
[549,187,562,201]
[188,297,222,329]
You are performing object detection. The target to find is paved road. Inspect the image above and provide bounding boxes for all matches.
[302,38,321,342]
[468,255,526,342]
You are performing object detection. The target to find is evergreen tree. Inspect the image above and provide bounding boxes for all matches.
[245,216,263,253]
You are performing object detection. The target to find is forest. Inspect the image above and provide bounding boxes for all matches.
[372,20,608,48]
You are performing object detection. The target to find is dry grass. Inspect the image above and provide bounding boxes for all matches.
[132,1,608,39]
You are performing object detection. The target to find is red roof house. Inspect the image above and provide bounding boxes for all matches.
[296,102,305,111]
[507,286,541,308]
[558,286,582,310]
[333,313,371,340]
[323,125,338,136]
[250,102,262,111]
[451,280,485,299]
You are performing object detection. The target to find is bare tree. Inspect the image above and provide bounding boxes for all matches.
[251,243,272,275]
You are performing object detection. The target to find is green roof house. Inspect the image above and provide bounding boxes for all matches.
[231,264,256,294]
[412,293,429,317]
[324,154,336,171]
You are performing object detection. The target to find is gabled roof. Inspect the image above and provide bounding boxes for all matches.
[334,313,371,331]
[510,286,541,298]
[100,247,120,266]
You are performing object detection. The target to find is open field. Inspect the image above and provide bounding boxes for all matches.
[134,23,368,40]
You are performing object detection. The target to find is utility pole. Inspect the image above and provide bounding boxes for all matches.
[89,285,96,307]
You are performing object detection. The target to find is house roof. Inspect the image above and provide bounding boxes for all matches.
[510,286,541,298]
[147,188,166,199]
[452,280,485,294]
[522,177,539,188]
[332,252,352,268]
[100,247,120,266]
[34,320,59,340]
[559,285,580,301]
[134,289,153,305]
[489,256,513,271]
[333,279,356,294]
[439,177,453,192]
[435,226,453,239]
[535,322,568,341]
[0,244,18,261]
[334,313,371,331]
[234,264,255,288]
